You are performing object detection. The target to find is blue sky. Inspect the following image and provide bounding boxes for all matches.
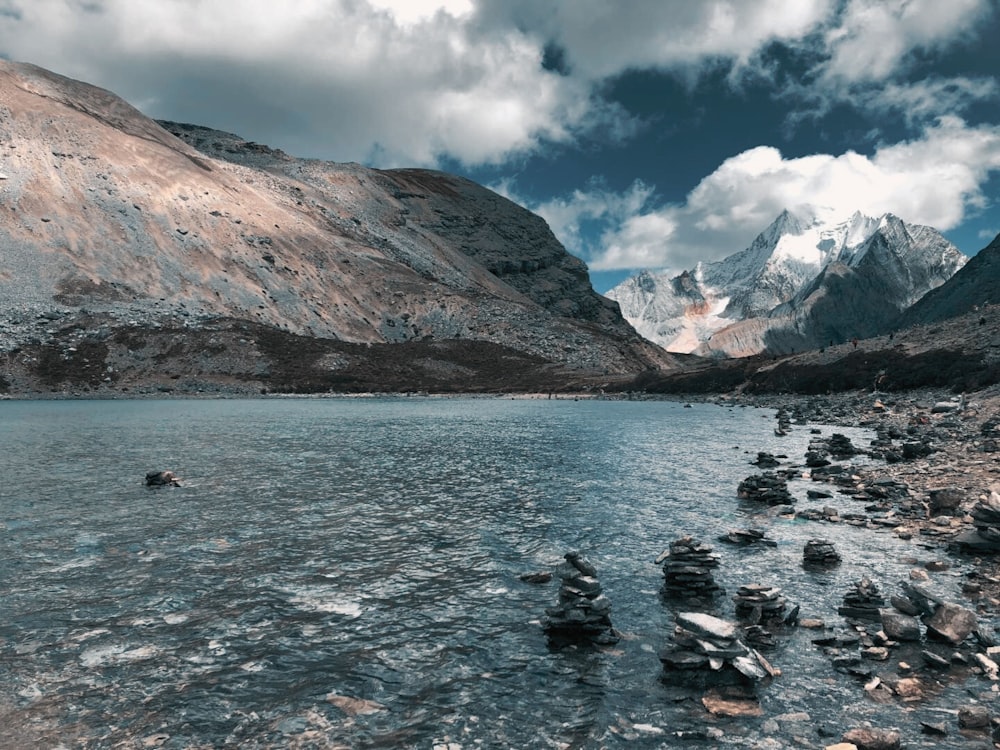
[2,0,999,292]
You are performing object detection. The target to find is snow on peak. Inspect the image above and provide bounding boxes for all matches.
[607,208,964,354]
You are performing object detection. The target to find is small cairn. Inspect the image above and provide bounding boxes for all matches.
[838,578,886,622]
[802,539,841,568]
[733,584,787,622]
[717,528,777,548]
[542,551,618,645]
[737,473,793,506]
[145,470,181,487]
[656,536,722,602]
[660,611,779,685]
[774,408,792,436]
[955,490,1000,553]
[827,433,860,458]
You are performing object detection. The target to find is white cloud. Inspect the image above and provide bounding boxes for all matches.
[819,0,992,84]
[0,0,993,168]
[0,0,615,167]
[479,0,837,80]
[533,118,1000,272]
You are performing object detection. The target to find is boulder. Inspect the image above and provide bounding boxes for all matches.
[928,487,964,516]
[841,727,900,750]
[925,603,978,645]
[880,611,921,642]
[957,705,990,729]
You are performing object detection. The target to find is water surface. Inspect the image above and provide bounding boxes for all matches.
[0,398,982,748]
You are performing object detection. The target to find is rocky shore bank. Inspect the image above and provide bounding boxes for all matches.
[716,384,1000,747]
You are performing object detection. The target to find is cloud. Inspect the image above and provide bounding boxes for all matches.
[0,0,622,167]
[477,0,837,80]
[818,0,992,84]
[523,118,1000,273]
[0,0,993,169]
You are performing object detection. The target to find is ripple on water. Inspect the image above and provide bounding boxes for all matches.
[0,398,985,748]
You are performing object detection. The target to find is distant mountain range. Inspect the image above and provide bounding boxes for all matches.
[606,210,968,356]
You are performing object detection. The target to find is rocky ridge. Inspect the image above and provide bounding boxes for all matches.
[607,209,967,357]
[0,61,673,395]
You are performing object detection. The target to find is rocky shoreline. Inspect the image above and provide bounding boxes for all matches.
[706,384,1000,747]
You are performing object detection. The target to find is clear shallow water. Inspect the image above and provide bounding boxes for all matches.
[0,398,985,748]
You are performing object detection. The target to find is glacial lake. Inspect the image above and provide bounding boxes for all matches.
[0,397,988,748]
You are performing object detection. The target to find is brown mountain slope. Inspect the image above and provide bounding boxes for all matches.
[0,61,674,394]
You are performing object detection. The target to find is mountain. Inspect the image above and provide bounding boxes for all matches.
[0,61,674,394]
[900,232,1000,326]
[606,210,967,357]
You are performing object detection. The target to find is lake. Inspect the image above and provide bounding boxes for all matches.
[0,397,981,748]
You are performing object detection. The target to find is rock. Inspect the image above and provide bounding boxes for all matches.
[662,612,776,686]
[928,487,964,516]
[701,688,762,717]
[841,727,901,750]
[737,472,793,505]
[824,745,859,750]
[145,470,181,487]
[880,611,921,641]
[326,694,387,716]
[717,528,777,547]
[675,612,737,641]
[925,603,978,645]
[752,451,781,468]
[518,571,552,584]
[957,705,990,728]
[803,539,841,567]
[901,441,933,460]
[921,650,951,669]
[919,721,947,736]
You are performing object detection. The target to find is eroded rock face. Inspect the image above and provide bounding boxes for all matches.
[0,60,676,393]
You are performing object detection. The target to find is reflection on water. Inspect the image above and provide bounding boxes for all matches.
[0,398,983,747]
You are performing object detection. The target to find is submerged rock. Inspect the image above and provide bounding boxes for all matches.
[717,528,777,547]
[145,470,181,487]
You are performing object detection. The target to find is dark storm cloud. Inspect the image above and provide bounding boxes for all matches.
[0,0,998,273]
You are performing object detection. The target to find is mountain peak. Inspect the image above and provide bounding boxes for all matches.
[607,209,967,355]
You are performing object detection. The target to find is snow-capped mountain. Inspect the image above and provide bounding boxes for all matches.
[607,210,967,357]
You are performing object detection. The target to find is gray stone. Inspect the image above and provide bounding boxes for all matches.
[958,705,990,729]
[881,610,921,642]
[926,603,978,645]
[675,612,737,641]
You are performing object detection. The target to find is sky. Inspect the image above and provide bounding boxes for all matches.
[2,0,999,292]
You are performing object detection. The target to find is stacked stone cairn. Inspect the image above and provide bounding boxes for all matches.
[733,584,787,622]
[827,433,860,458]
[660,611,779,685]
[802,539,841,568]
[542,551,619,645]
[752,451,781,468]
[774,408,792,436]
[737,473,793,506]
[955,490,1000,553]
[656,536,722,602]
[838,577,886,622]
